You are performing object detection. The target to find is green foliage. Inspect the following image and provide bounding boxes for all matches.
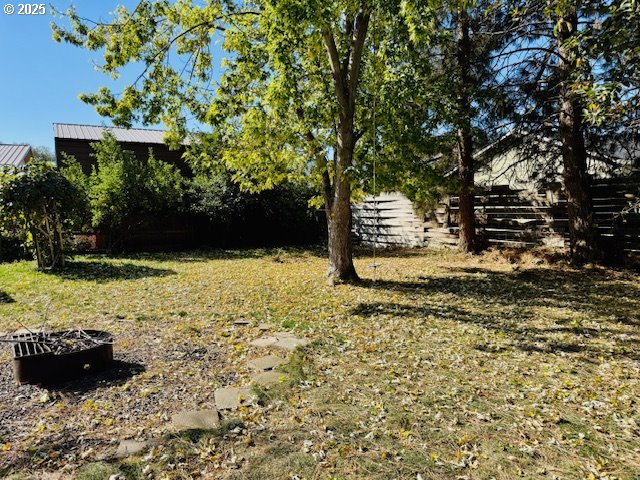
[188,172,324,246]
[60,153,91,230]
[0,162,81,269]
[0,231,27,263]
[71,132,185,247]
[577,0,640,127]
[31,146,56,164]
[61,133,322,249]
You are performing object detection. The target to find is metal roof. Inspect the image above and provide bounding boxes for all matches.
[0,144,32,167]
[53,123,168,144]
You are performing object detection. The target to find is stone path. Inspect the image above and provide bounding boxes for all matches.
[115,440,150,459]
[214,387,255,410]
[247,354,284,371]
[249,332,310,351]
[250,370,284,387]
[116,328,310,457]
[171,409,220,430]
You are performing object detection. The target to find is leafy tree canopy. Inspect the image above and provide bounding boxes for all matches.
[53,0,448,281]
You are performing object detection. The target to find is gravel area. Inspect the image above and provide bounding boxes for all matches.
[0,330,234,472]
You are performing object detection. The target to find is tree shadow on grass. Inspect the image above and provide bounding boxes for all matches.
[85,246,329,264]
[350,300,640,361]
[354,267,640,361]
[359,267,640,321]
[47,260,176,282]
[0,291,14,304]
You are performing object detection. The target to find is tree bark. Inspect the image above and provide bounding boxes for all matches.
[455,9,477,253]
[557,7,601,264]
[325,117,359,284]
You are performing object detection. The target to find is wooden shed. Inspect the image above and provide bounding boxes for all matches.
[353,134,640,253]
[53,123,189,175]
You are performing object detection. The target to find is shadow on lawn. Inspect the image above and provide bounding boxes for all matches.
[83,246,330,264]
[355,267,640,361]
[47,260,176,282]
[0,291,14,303]
[46,359,145,393]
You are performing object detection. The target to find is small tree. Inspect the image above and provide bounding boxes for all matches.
[0,162,80,269]
[64,132,185,250]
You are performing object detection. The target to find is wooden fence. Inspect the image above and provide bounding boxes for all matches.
[352,192,425,247]
[353,173,640,253]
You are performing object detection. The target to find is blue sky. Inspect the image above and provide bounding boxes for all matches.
[0,1,215,150]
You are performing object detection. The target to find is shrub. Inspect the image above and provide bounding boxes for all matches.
[63,132,185,250]
[187,173,324,246]
[0,162,81,269]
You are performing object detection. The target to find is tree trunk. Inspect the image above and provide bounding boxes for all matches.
[320,13,369,284]
[455,9,477,253]
[325,117,359,284]
[557,8,601,264]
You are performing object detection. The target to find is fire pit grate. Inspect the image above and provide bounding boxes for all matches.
[5,330,114,385]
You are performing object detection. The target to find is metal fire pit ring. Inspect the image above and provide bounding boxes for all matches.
[8,329,114,385]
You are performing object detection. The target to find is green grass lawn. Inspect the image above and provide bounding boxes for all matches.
[1,248,639,479]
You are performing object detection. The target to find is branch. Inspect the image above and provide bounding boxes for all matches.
[322,29,349,113]
[346,11,370,112]
[296,108,333,206]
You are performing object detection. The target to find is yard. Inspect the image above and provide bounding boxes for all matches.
[0,248,639,479]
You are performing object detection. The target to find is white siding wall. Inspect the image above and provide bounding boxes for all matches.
[352,192,425,247]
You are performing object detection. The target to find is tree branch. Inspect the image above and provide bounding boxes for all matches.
[322,29,349,114]
[346,11,370,112]
[296,108,334,207]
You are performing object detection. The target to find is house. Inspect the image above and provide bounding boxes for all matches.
[53,123,189,175]
[0,144,33,169]
[353,134,640,252]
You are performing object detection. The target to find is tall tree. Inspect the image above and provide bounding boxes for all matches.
[454,7,477,252]
[555,2,600,262]
[53,1,415,284]
[400,0,512,253]
[495,0,639,263]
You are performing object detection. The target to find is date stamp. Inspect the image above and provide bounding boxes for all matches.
[3,3,47,15]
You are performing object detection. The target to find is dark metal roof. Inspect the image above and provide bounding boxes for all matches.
[0,144,32,167]
[53,123,168,144]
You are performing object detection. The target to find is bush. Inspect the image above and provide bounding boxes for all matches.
[0,162,81,269]
[62,133,324,250]
[0,232,27,263]
[63,132,185,250]
[188,173,324,246]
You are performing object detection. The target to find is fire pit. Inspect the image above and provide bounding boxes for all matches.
[7,330,114,384]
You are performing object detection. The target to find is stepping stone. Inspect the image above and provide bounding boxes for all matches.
[250,333,310,351]
[247,355,284,371]
[214,387,255,410]
[272,333,310,351]
[171,409,220,431]
[250,336,279,348]
[251,370,286,387]
[115,440,149,459]
[258,323,275,331]
[234,319,251,326]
